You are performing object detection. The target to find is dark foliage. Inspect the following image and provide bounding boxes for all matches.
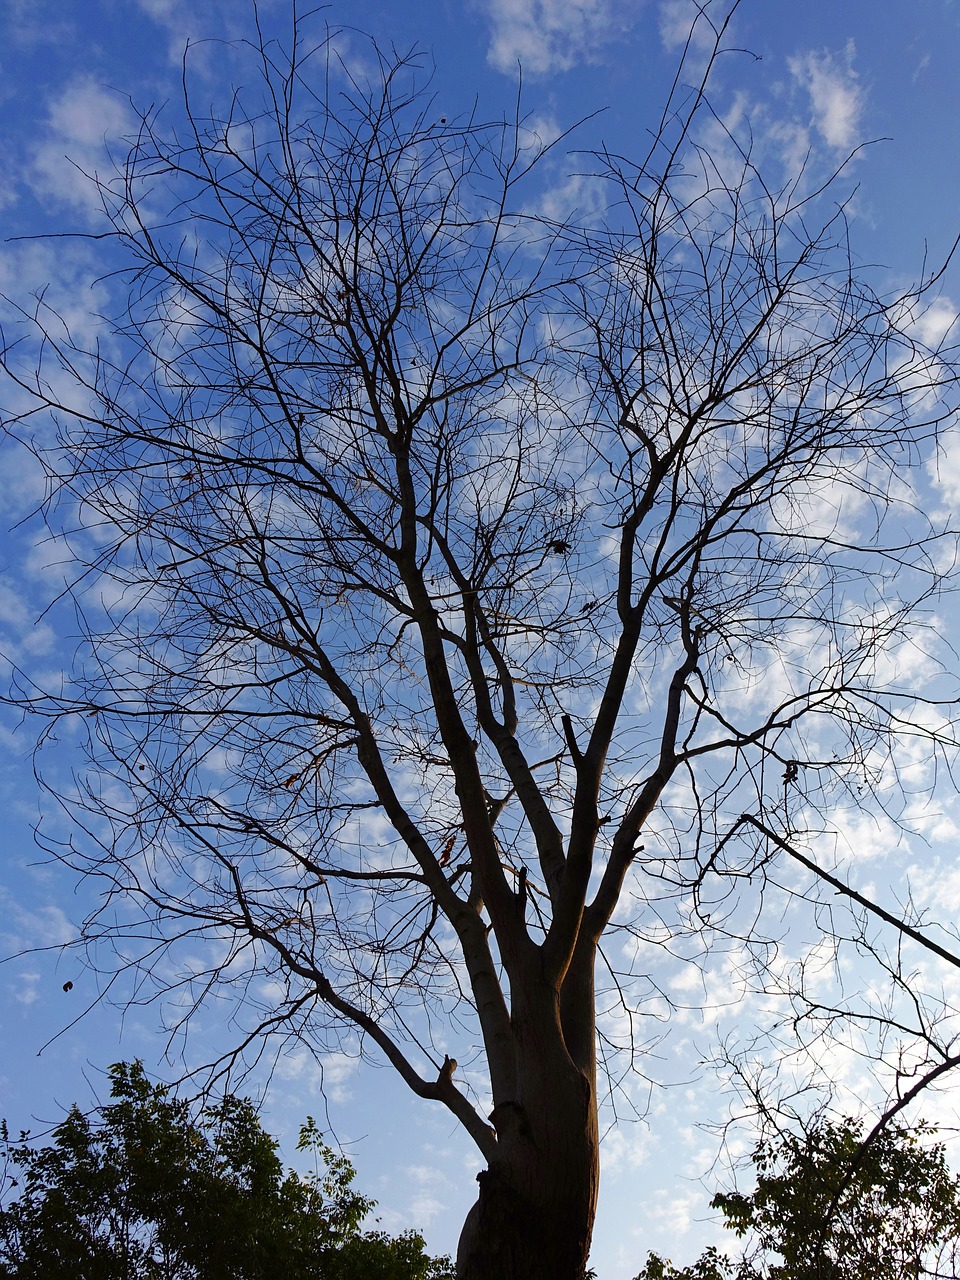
[641,1119,960,1280]
[0,1062,453,1280]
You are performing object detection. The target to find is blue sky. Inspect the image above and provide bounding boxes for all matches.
[1,2,960,1277]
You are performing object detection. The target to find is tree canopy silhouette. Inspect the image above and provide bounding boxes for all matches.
[2,3,959,1277]
[641,1118,960,1280]
[0,1061,452,1279]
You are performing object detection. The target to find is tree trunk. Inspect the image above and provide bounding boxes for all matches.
[456,1106,599,1279]
[456,972,600,1280]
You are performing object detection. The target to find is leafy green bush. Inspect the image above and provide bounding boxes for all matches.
[639,1118,960,1280]
[0,1062,453,1279]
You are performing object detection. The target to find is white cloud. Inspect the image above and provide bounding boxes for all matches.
[0,146,20,213]
[929,428,960,505]
[133,0,239,65]
[482,0,639,75]
[0,0,77,51]
[658,0,720,52]
[14,972,42,1005]
[29,78,132,218]
[534,171,608,224]
[912,298,959,350]
[0,890,73,955]
[135,0,183,19]
[520,112,564,152]
[400,1163,450,1226]
[788,43,864,151]
[0,575,57,666]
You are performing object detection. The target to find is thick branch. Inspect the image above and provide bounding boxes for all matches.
[739,815,960,973]
[313,972,499,1162]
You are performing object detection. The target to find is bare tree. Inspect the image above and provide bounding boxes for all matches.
[3,5,960,1277]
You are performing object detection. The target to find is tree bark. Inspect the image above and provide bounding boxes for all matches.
[456,1087,599,1280]
[457,966,600,1280]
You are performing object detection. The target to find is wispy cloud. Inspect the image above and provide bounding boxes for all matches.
[481,0,639,75]
[0,0,78,51]
[29,77,132,218]
[0,889,74,956]
[133,0,269,67]
[658,0,724,52]
[788,42,864,151]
